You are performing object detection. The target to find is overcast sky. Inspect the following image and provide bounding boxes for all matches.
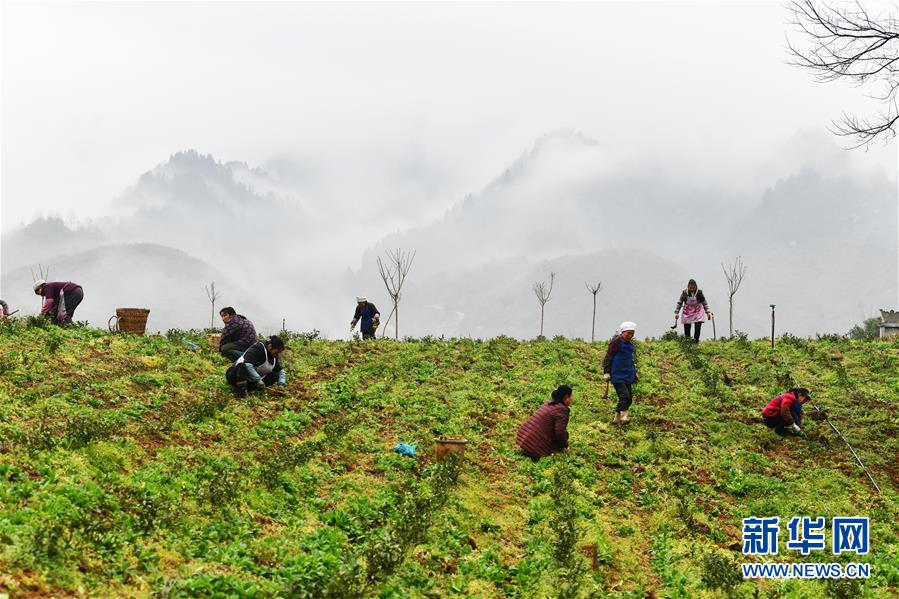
[2,1,896,233]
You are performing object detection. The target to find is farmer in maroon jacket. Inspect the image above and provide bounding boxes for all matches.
[33,280,84,324]
[762,387,811,438]
[516,385,573,461]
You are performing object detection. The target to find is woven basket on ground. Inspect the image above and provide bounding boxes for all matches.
[112,308,150,336]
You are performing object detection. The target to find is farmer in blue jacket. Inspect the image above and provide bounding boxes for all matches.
[350,296,380,340]
[603,321,639,425]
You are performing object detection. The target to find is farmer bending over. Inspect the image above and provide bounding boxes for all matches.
[604,322,639,425]
[225,336,287,398]
[761,387,811,438]
[516,385,573,461]
[34,280,84,324]
[218,306,258,360]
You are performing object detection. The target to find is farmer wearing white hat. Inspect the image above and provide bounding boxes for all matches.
[350,295,380,340]
[33,279,84,325]
[602,321,639,425]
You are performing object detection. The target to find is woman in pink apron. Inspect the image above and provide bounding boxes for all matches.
[674,279,712,342]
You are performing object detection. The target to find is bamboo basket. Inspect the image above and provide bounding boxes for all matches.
[108,308,150,336]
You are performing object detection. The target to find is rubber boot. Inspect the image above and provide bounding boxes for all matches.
[619,410,630,424]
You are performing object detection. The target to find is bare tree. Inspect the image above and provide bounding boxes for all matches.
[787,0,899,147]
[533,272,556,338]
[377,248,416,340]
[30,264,51,307]
[585,281,602,342]
[205,282,220,329]
[721,257,748,337]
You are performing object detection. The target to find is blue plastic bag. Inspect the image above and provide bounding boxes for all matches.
[392,443,417,459]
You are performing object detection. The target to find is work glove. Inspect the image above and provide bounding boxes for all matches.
[603,373,611,381]
[789,424,806,438]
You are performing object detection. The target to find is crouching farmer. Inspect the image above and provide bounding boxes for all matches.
[762,387,811,438]
[516,385,573,461]
[603,321,639,425]
[225,336,286,398]
[218,307,258,360]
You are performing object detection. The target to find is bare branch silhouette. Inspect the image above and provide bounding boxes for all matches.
[721,257,748,337]
[787,0,899,147]
[205,282,221,329]
[533,272,556,338]
[377,249,416,339]
[585,281,602,342]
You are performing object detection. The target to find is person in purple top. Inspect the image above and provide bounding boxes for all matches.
[218,306,258,360]
[33,280,84,324]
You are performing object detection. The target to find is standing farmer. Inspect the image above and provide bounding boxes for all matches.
[516,385,573,461]
[33,280,84,324]
[603,322,639,425]
[674,279,713,342]
[761,387,811,438]
[350,296,380,340]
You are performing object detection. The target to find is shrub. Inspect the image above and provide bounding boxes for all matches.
[700,550,742,595]
[195,455,243,509]
[65,409,123,448]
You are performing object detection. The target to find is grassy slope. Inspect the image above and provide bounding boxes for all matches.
[0,322,895,598]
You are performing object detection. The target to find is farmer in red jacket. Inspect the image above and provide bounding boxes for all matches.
[762,387,811,438]
[516,385,573,461]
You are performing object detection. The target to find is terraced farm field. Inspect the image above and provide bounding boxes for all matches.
[0,321,895,597]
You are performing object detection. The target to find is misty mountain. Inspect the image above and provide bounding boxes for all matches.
[351,130,895,338]
[104,150,310,270]
[363,130,745,272]
[1,217,106,273]
[1,131,893,339]
[0,243,274,334]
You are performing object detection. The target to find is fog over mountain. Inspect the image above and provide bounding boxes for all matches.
[1,129,893,339]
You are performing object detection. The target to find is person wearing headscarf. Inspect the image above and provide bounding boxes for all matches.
[603,322,639,424]
[516,385,573,461]
[350,296,380,340]
[33,280,84,324]
[674,279,713,343]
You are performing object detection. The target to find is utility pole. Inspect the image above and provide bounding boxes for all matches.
[770,304,776,348]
